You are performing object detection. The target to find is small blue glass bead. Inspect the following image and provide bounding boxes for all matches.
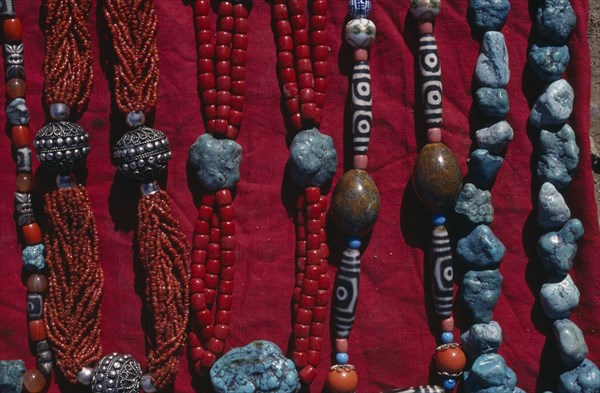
[440,332,454,344]
[442,377,457,390]
[336,353,349,365]
[433,213,446,226]
[348,237,361,249]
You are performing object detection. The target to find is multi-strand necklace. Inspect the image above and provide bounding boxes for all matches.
[1,0,52,392]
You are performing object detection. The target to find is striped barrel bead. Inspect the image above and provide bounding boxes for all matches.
[333,248,361,338]
[419,34,442,129]
[351,61,372,155]
[348,0,371,18]
[381,385,444,393]
[430,225,454,318]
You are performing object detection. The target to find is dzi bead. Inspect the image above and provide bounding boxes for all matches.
[351,61,372,155]
[34,121,90,174]
[333,248,361,337]
[113,127,171,181]
[15,147,31,172]
[27,293,43,319]
[331,169,380,235]
[430,225,453,318]
[418,35,442,129]
[412,143,462,212]
[91,353,142,393]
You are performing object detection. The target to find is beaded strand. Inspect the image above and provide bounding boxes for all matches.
[1,1,53,391]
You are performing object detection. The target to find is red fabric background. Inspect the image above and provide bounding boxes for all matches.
[0,0,598,392]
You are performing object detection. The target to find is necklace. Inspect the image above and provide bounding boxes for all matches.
[187,0,251,375]
[1,0,53,391]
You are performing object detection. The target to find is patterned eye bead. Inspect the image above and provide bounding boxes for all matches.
[344,18,376,48]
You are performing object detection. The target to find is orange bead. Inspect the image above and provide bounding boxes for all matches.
[16,173,35,192]
[433,345,466,376]
[22,223,42,245]
[22,368,46,393]
[28,319,47,341]
[27,274,48,293]
[11,125,30,148]
[6,78,26,100]
[3,18,23,43]
[325,366,358,393]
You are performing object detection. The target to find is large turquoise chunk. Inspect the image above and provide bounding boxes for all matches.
[554,319,588,368]
[558,359,600,393]
[461,321,502,359]
[288,128,337,188]
[540,274,580,319]
[457,225,505,270]
[455,184,493,224]
[462,353,518,393]
[210,341,300,393]
[468,0,510,31]
[537,219,583,276]
[463,269,503,323]
[476,88,509,117]
[537,124,579,190]
[529,79,574,128]
[536,0,577,45]
[529,44,570,82]
[475,32,509,88]
[0,360,25,393]
[469,149,503,189]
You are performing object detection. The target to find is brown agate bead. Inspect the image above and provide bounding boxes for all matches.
[331,169,380,235]
[11,125,29,148]
[27,274,48,293]
[6,78,25,100]
[3,18,23,43]
[28,320,47,342]
[16,173,34,192]
[22,368,46,392]
[326,365,358,393]
[433,344,466,376]
[412,143,462,212]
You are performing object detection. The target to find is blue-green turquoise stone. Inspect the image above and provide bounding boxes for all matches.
[463,269,503,323]
[469,149,504,189]
[558,359,600,393]
[536,0,576,45]
[537,124,579,190]
[461,321,502,360]
[476,88,509,117]
[537,218,583,276]
[210,341,300,393]
[189,133,242,191]
[554,319,588,368]
[540,274,580,320]
[529,44,570,82]
[475,121,513,154]
[457,225,505,270]
[288,128,337,187]
[0,360,25,393]
[475,32,509,88]
[455,184,493,224]
[463,353,518,393]
[22,244,45,271]
[529,79,574,128]
[468,0,510,31]
[537,182,571,230]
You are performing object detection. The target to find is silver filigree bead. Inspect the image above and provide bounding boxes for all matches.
[35,121,90,174]
[49,103,70,121]
[113,127,170,181]
[91,353,141,393]
[77,367,95,385]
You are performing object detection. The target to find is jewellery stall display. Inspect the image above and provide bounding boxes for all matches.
[0,0,598,392]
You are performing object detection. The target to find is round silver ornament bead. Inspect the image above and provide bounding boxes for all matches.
[91,353,141,393]
[34,121,90,174]
[113,127,171,181]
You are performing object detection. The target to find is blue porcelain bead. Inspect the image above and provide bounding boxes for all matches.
[440,332,454,344]
[468,0,510,31]
[442,378,456,390]
[476,87,509,117]
[536,0,577,45]
[348,0,371,18]
[22,244,46,271]
[348,237,361,249]
[126,111,146,128]
[336,353,349,365]
[529,44,570,82]
[432,213,446,226]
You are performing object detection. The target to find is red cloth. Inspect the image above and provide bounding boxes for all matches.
[0,0,598,392]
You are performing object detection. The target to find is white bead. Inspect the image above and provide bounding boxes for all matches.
[344,18,376,48]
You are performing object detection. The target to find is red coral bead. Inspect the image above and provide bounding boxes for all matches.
[433,345,467,375]
[326,367,358,393]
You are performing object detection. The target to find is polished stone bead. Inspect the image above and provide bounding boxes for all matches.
[2,18,22,42]
[344,18,376,48]
[463,269,502,323]
[348,0,371,18]
[537,218,583,276]
[540,274,580,319]
[413,143,462,212]
[457,225,505,270]
[22,244,45,271]
[410,0,441,20]
[11,125,29,148]
[26,274,48,293]
[469,149,503,189]
[468,0,510,31]
[28,319,47,341]
[288,128,337,188]
[6,98,29,125]
[529,79,574,128]
[0,360,25,393]
[27,294,44,319]
[461,321,502,359]
[211,341,300,393]
[475,121,513,154]
[455,183,493,224]
[463,354,517,393]
[558,359,600,393]
[475,32,509,88]
[326,366,358,393]
[15,173,34,192]
[538,182,570,230]
[189,133,242,191]
[6,78,25,100]
[529,44,570,82]
[49,103,70,121]
[476,88,509,117]
[22,369,46,393]
[554,319,588,368]
[536,0,576,45]
[331,169,380,235]
[537,124,579,190]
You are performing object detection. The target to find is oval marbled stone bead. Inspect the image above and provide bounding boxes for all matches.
[413,143,462,212]
[331,169,380,235]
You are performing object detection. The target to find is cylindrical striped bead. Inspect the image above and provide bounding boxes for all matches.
[419,34,442,129]
[351,61,372,155]
[381,385,444,393]
[430,225,453,318]
[333,248,361,337]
